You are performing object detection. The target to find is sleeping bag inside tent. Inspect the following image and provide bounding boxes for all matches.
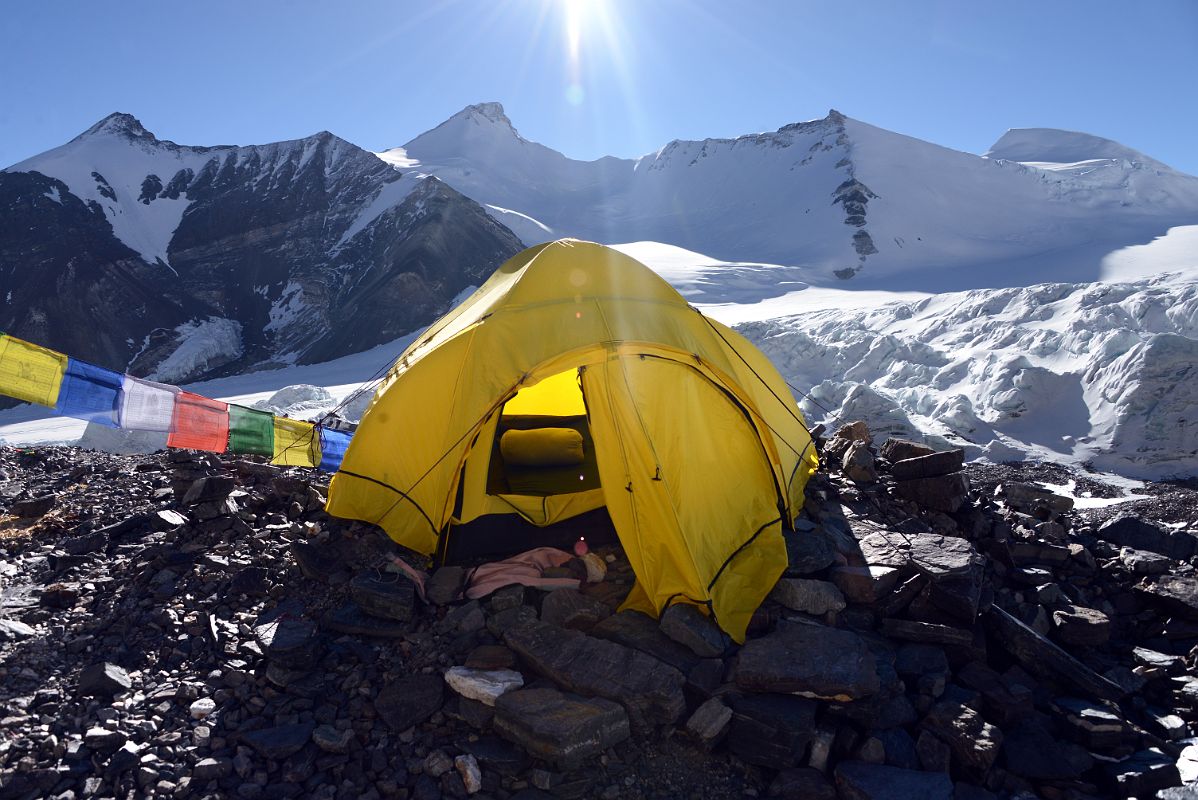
[325,239,819,641]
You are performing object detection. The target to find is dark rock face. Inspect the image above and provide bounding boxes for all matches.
[492,688,630,770]
[0,116,524,381]
[726,692,817,769]
[1097,514,1197,561]
[735,622,880,700]
[503,619,686,728]
[374,674,444,732]
[834,761,953,800]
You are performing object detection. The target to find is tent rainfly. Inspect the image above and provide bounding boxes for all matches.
[326,240,819,641]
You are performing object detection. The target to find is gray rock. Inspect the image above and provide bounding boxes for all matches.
[191,757,233,782]
[311,724,353,754]
[727,692,817,769]
[659,603,729,658]
[1104,749,1182,797]
[736,622,880,701]
[78,662,132,697]
[84,726,128,755]
[896,472,970,513]
[1120,546,1172,575]
[321,601,409,637]
[0,618,36,641]
[241,722,315,760]
[427,566,466,605]
[985,606,1124,700]
[890,449,964,481]
[880,619,973,647]
[539,588,611,631]
[504,619,686,727]
[1139,575,1198,620]
[375,674,444,732]
[843,441,878,483]
[784,526,839,574]
[832,565,902,604]
[10,494,55,517]
[771,578,846,615]
[589,611,700,673]
[919,701,1003,772]
[998,482,1074,515]
[1099,514,1196,561]
[493,688,630,770]
[253,614,320,669]
[1052,604,1112,646]
[685,697,732,750]
[880,438,935,463]
[834,762,953,800]
[350,572,415,621]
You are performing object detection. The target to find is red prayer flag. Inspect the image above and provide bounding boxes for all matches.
[167,391,230,453]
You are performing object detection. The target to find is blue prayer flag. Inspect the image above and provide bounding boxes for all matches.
[318,426,352,472]
[55,359,123,427]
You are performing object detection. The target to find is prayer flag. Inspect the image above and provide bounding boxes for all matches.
[272,417,321,467]
[318,426,352,472]
[0,334,68,407]
[56,358,123,427]
[167,391,229,453]
[228,405,274,456]
[119,377,180,432]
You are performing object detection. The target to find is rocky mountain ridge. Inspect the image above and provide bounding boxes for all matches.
[1,113,523,382]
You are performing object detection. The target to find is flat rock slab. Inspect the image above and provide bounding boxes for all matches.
[890,449,964,481]
[919,701,1003,772]
[241,723,314,760]
[350,573,415,621]
[504,619,686,727]
[834,761,953,800]
[539,587,611,631]
[771,578,846,615]
[253,614,320,669]
[895,472,970,513]
[321,602,409,638]
[880,619,974,647]
[880,439,936,463]
[735,622,879,701]
[375,674,444,732]
[727,692,818,769]
[444,666,524,707]
[493,688,630,770]
[0,618,36,642]
[784,527,839,575]
[985,606,1124,701]
[659,603,729,658]
[1138,575,1198,620]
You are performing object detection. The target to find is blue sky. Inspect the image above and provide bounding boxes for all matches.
[2,0,1196,172]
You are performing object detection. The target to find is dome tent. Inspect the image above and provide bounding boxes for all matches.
[326,240,818,641]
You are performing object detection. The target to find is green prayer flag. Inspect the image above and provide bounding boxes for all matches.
[228,404,274,456]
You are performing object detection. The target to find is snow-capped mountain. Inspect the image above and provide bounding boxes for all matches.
[384,103,1198,287]
[1,113,523,380]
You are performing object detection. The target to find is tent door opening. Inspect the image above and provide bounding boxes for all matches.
[441,367,617,564]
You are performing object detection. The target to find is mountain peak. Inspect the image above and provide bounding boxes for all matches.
[985,127,1172,171]
[456,102,511,127]
[72,112,155,143]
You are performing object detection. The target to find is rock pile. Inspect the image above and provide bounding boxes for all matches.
[0,431,1196,800]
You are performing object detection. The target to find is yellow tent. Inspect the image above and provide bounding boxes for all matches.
[325,240,818,641]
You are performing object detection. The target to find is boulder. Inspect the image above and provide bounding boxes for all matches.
[727,692,817,769]
[241,723,314,760]
[834,762,953,800]
[444,666,524,707]
[350,572,415,621]
[685,697,732,750]
[659,604,729,658]
[896,472,970,513]
[843,441,878,483]
[832,565,902,604]
[504,619,686,727]
[1098,514,1197,561]
[1052,604,1112,647]
[771,578,846,615]
[254,614,320,670]
[539,588,611,631]
[1104,748,1182,797]
[890,449,964,481]
[375,674,444,732]
[78,662,132,697]
[590,610,700,673]
[1139,575,1198,620]
[784,527,839,574]
[735,622,879,701]
[427,565,466,605]
[835,420,872,444]
[985,606,1124,701]
[880,438,935,463]
[919,701,1003,773]
[997,482,1074,516]
[493,688,630,770]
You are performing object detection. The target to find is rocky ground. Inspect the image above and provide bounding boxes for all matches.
[0,427,1197,800]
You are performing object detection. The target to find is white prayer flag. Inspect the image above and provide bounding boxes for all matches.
[118,376,181,432]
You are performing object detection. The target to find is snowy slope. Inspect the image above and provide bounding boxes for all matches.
[387,104,1198,288]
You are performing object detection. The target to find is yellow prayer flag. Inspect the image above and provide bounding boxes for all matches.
[272,416,321,467]
[0,334,68,407]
